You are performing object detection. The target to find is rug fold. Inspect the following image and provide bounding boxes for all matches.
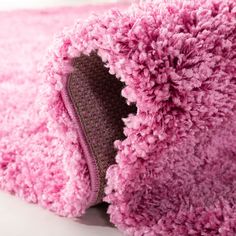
[46,0,236,235]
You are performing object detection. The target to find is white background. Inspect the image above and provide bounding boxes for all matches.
[0,1,125,236]
[0,191,122,236]
[0,0,124,10]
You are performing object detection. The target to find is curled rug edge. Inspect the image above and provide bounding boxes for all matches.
[0,3,128,218]
[45,0,236,235]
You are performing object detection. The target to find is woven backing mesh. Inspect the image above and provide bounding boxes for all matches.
[67,52,136,204]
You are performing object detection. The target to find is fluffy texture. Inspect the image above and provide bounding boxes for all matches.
[0,4,128,217]
[46,0,236,235]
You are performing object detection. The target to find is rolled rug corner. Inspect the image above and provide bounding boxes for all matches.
[0,3,128,218]
[45,0,236,235]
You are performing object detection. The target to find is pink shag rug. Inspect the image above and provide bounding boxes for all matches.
[1,0,236,235]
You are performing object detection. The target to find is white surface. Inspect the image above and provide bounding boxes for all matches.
[0,191,122,236]
[0,0,120,10]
